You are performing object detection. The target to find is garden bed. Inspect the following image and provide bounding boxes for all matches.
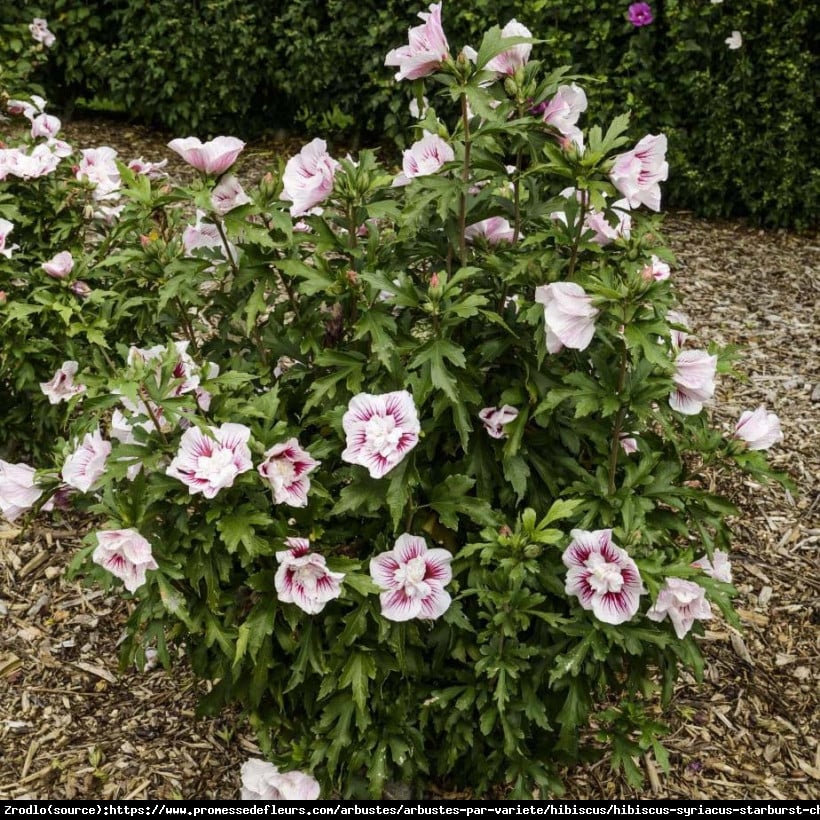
[0,119,818,800]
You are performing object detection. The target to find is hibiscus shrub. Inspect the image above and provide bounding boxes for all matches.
[4,6,787,798]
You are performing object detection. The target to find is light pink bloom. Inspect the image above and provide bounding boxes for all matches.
[409,96,429,119]
[0,145,59,181]
[485,19,532,75]
[620,435,638,455]
[76,147,121,201]
[341,391,420,479]
[541,84,588,150]
[29,18,55,47]
[166,423,252,499]
[610,134,668,212]
[370,533,453,621]
[725,31,743,50]
[393,132,454,186]
[280,138,339,217]
[42,250,74,279]
[240,759,320,800]
[669,350,717,415]
[465,216,518,245]
[666,310,690,350]
[182,210,226,257]
[62,429,112,492]
[70,280,91,299]
[385,2,450,81]
[563,529,644,625]
[647,577,712,639]
[40,361,86,404]
[257,439,320,508]
[641,254,670,281]
[127,157,168,178]
[0,461,44,523]
[734,406,783,451]
[275,538,344,615]
[692,549,732,584]
[534,282,599,354]
[30,113,61,140]
[110,409,146,481]
[478,405,519,439]
[167,136,245,175]
[7,95,47,120]
[0,219,17,259]
[49,139,73,158]
[92,529,158,594]
[584,199,632,245]
[211,174,251,214]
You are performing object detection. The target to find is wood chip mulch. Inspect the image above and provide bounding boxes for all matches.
[1,120,818,800]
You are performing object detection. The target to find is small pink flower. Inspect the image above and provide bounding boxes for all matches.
[666,310,690,350]
[485,19,532,76]
[62,429,112,492]
[257,439,320,508]
[563,529,644,625]
[610,134,668,212]
[40,360,85,404]
[240,759,320,800]
[478,405,519,439]
[647,577,712,639]
[7,95,46,120]
[127,157,168,178]
[280,138,339,217]
[465,216,518,245]
[30,113,61,141]
[166,423,253,499]
[534,282,599,354]
[584,199,632,245]
[211,174,251,214]
[385,2,450,81]
[0,219,18,259]
[76,147,121,201]
[29,18,55,47]
[733,406,783,451]
[627,2,654,26]
[182,210,230,258]
[42,250,74,279]
[341,391,420,479]
[619,435,639,454]
[692,549,732,584]
[92,529,158,594]
[541,84,588,150]
[0,461,44,523]
[370,533,453,621]
[669,350,717,415]
[641,254,670,281]
[393,132,454,187]
[275,538,344,615]
[70,281,92,299]
[167,136,245,175]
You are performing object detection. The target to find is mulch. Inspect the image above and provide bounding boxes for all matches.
[1,119,818,800]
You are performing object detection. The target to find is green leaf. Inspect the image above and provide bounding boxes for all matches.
[429,474,499,531]
[339,651,377,715]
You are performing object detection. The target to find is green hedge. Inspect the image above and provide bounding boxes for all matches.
[29,0,820,228]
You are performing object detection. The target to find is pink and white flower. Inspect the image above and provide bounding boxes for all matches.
[40,361,86,404]
[0,461,44,523]
[76,147,121,201]
[610,134,668,212]
[385,2,450,81]
[534,281,599,354]
[240,759,320,800]
[29,18,55,47]
[3,144,60,180]
[666,310,690,350]
[465,216,517,245]
[584,199,632,245]
[211,174,251,214]
[62,429,112,492]
[370,533,453,621]
[92,529,158,594]
[127,157,168,178]
[70,280,92,299]
[392,132,454,187]
[166,423,253,499]
[182,210,228,258]
[30,113,61,141]
[669,350,717,415]
[641,254,670,281]
[409,96,429,119]
[41,250,74,279]
[341,391,420,479]
[562,529,644,625]
[275,538,344,615]
[257,439,320,508]
[485,19,532,76]
[733,406,783,451]
[0,219,17,259]
[725,31,743,50]
[167,136,245,175]
[478,405,519,439]
[619,435,639,455]
[7,95,47,120]
[280,138,339,217]
[692,549,732,584]
[647,577,712,639]
[541,84,588,150]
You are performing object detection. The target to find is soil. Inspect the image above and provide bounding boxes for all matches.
[1,118,818,800]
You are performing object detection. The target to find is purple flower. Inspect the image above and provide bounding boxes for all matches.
[627,2,654,27]
[370,534,453,621]
[275,538,344,615]
[42,250,74,279]
[563,529,645,625]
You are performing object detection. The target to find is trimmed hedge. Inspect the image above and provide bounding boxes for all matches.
[30,0,820,228]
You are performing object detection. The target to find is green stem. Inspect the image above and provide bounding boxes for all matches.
[174,297,198,351]
[214,219,239,277]
[566,199,587,281]
[607,346,629,497]
[139,387,168,445]
[458,93,472,268]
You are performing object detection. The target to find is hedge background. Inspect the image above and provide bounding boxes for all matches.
[16,0,820,229]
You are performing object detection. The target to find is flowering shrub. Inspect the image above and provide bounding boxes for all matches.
[2,5,788,798]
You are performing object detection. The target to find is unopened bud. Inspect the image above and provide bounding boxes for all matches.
[140,234,151,248]
[346,269,358,285]
[70,280,91,299]
[0,290,7,305]
[524,544,543,559]
[499,525,513,537]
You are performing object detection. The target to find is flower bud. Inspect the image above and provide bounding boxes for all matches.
[524,544,542,559]
[0,290,7,305]
[70,280,91,299]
